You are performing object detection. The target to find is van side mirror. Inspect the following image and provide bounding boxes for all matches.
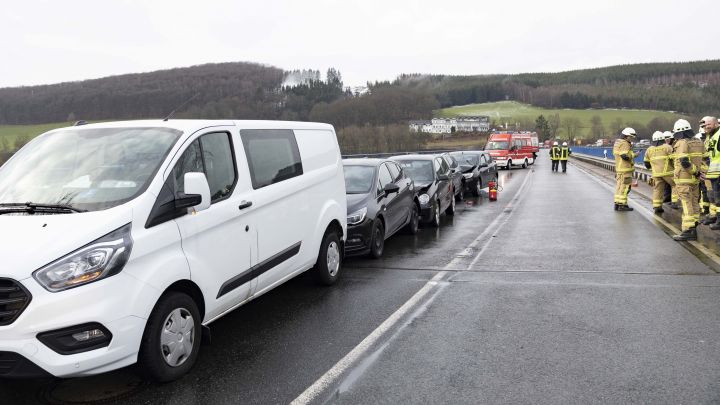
[180,172,211,212]
[383,183,400,195]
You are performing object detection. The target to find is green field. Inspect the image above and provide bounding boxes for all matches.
[0,122,74,148]
[438,101,688,139]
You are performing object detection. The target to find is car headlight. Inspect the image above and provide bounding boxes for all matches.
[463,173,473,179]
[33,224,133,292]
[347,207,367,225]
[418,194,430,205]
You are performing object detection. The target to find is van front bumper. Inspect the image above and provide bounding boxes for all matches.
[0,273,157,378]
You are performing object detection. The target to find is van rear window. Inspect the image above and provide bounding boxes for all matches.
[240,129,303,189]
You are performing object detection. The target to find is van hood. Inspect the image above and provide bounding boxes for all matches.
[0,209,133,281]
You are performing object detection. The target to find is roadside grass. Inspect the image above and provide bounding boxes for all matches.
[423,133,488,151]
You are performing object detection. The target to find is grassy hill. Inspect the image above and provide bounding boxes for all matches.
[438,101,688,139]
[0,122,73,148]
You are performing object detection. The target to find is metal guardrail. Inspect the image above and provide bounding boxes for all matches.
[571,153,653,183]
[342,150,456,159]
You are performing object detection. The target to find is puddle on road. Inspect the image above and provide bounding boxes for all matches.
[40,369,147,404]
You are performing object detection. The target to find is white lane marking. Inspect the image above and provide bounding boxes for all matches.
[291,169,535,405]
[572,162,720,268]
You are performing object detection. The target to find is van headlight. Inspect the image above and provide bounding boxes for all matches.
[33,224,133,292]
[347,207,367,225]
[418,194,430,205]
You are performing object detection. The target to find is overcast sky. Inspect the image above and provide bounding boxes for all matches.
[0,0,714,88]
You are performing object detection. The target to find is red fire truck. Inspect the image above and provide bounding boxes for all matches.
[485,132,538,170]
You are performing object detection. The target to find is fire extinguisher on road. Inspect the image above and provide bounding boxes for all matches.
[488,180,498,201]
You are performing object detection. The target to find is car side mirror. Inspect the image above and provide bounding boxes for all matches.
[384,183,400,195]
[438,174,449,181]
[180,172,211,212]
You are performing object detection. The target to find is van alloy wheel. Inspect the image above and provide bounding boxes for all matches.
[327,241,340,276]
[161,308,195,367]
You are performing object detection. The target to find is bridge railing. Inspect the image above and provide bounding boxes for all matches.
[571,152,653,183]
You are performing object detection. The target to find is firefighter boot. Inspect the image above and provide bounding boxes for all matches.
[654,207,664,215]
[673,227,697,241]
[616,204,634,212]
[701,215,716,225]
[669,202,680,210]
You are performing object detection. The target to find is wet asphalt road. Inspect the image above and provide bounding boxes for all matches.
[3,155,720,404]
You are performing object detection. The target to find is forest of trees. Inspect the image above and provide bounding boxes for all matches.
[0,59,718,158]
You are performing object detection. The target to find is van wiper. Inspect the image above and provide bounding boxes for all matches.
[0,202,86,214]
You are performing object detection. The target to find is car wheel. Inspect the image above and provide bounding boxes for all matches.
[446,193,456,216]
[522,159,528,169]
[405,203,420,235]
[472,179,482,197]
[431,200,441,227]
[507,160,512,170]
[313,229,342,285]
[137,292,202,383]
[369,220,385,259]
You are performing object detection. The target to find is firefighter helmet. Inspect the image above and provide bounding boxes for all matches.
[663,131,673,139]
[621,127,637,137]
[652,131,664,142]
[553,141,559,146]
[673,119,692,133]
[562,142,568,146]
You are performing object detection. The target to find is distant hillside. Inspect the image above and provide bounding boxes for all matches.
[392,60,720,115]
[0,62,285,124]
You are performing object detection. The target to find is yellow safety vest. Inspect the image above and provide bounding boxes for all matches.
[613,138,635,173]
[550,146,561,160]
[706,129,720,179]
[559,147,569,160]
[643,144,674,178]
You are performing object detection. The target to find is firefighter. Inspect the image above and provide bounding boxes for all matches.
[703,117,720,229]
[696,126,712,220]
[672,119,704,241]
[550,141,560,172]
[613,127,636,211]
[664,130,680,209]
[644,131,675,214]
[560,141,571,172]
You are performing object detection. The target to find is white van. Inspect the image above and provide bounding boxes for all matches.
[0,120,346,381]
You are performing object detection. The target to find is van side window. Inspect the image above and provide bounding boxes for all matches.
[241,129,303,189]
[172,132,237,203]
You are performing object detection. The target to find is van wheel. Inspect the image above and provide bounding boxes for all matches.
[472,179,482,197]
[369,220,385,259]
[137,292,202,383]
[431,200,441,227]
[405,204,420,235]
[313,229,342,285]
[522,159,528,169]
[446,194,456,216]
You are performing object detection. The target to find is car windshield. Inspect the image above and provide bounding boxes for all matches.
[344,165,376,194]
[0,127,181,212]
[451,154,479,166]
[396,160,434,183]
[485,141,509,150]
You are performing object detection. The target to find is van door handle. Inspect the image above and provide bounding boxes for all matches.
[238,201,253,210]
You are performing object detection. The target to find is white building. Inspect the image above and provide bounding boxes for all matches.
[409,116,490,134]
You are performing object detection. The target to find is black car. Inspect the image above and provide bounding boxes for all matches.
[343,159,420,258]
[440,153,465,201]
[390,154,455,227]
[449,150,499,197]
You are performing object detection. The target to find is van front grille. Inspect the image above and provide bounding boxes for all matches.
[0,279,31,326]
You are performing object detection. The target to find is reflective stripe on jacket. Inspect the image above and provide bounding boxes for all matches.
[559,147,570,160]
[550,146,561,160]
[643,144,674,178]
[613,138,635,173]
[674,138,704,184]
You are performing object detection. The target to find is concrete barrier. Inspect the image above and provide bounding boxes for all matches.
[660,203,720,250]
[572,153,653,183]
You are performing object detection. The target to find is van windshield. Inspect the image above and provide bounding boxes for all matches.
[485,141,509,150]
[0,127,181,212]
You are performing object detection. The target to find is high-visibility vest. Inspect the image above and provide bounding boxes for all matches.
[613,138,635,173]
[644,144,674,178]
[559,147,570,160]
[706,129,720,179]
[674,138,705,184]
[550,146,561,160]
